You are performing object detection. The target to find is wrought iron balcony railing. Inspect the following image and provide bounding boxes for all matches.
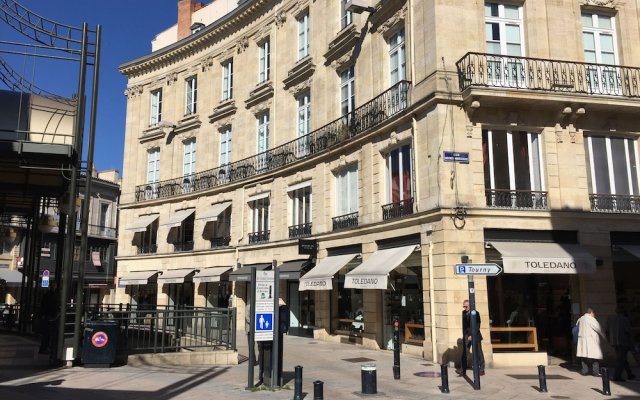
[135,81,411,202]
[457,52,640,98]
[590,193,640,214]
[137,244,157,255]
[288,223,312,239]
[210,236,231,248]
[382,198,414,220]
[173,241,194,252]
[332,212,359,231]
[248,230,270,244]
[485,189,548,210]
[87,224,117,238]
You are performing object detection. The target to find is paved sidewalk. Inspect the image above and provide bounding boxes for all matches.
[1,331,640,399]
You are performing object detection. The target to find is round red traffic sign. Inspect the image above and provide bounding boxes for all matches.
[91,331,109,348]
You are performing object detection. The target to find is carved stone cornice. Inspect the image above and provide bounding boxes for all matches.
[236,36,250,53]
[201,55,215,72]
[373,5,407,36]
[245,81,274,111]
[217,47,235,63]
[139,126,166,143]
[275,10,287,28]
[124,85,143,98]
[579,0,624,8]
[174,114,202,134]
[287,78,313,96]
[212,116,235,131]
[324,24,360,69]
[283,56,315,92]
[370,0,406,35]
[165,71,178,86]
[209,100,238,124]
[290,0,311,17]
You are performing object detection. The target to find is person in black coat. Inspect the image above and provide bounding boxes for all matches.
[458,299,485,375]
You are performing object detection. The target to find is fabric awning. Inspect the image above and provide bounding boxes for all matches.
[229,263,272,282]
[158,269,196,284]
[125,214,159,232]
[618,244,640,259]
[197,202,232,222]
[0,268,23,287]
[488,241,596,274]
[193,266,233,283]
[164,209,195,228]
[119,270,158,285]
[299,254,360,291]
[345,245,418,289]
[277,259,311,280]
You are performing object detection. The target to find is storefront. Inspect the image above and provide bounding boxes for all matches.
[610,232,640,333]
[229,262,272,328]
[277,259,313,337]
[119,270,159,308]
[193,266,233,308]
[159,269,196,309]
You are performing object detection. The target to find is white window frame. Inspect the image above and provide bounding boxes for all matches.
[296,91,311,157]
[219,127,232,167]
[257,112,270,170]
[485,2,525,87]
[289,185,312,226]
[587,136,639,195]
[185,76,198,116]
[385,144,413,204]
[341,0,352,29]
[259,39,270,83]
[389,28,406,85]
[298,12,310,60]
[183,139,196,178]
[582,12,620,94]
[149,89,162,127]
[146,148,160,199]
[340,65,355,116]
[335,164,358,216]
[221,60,233,101]
[250,197,270,233]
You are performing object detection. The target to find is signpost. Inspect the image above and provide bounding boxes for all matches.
[455,259,503,390]
[254,270,275,342]
[41,269,50,288]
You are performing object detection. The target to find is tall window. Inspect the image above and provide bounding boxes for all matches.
[222,60,233,101]
[483,129,545,208]
[341,0,352,29]
[340,66,355,117]
[219,127,232,167]
[587,136,638,197]
[259,39,270,83]
[147,148,160,199]
[99,203,109,230]
[485,2,524,86]
[149,89,162,127]
[297,91,311,157]
[175,213,195,251]
[185,76,197,115]
[389,28,406,85]
[335,164,358,216]
[386,145,412,204]
[289,184,312,238]
[250,196,270,243]
[298,12,310,60]
[257,112,270,170]
[183,139,196,192]
[582,12,618,94]
[139,218,158,254]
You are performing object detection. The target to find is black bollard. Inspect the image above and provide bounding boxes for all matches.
[440,364,450,394]
[601,367,611,396]
[361,363,377,394]
[313,380,324,400]
[293,365,303,400]
[537,365,548,393]
[393,318,400,380]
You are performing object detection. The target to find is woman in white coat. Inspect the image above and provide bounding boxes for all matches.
[576,308,606,376]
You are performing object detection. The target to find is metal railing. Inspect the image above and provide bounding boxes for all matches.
[173,241,194,252]
[210,236,231,248]
[590,193,640,213]
[486,189,548,210]
[135,81,411,202]
[248,230,270,244]
[87,224,117,238]
[288,223,312,239]
[382,198,414,220]
[457,52,640,98]
[83,304,236,354]
[0,304,19,330]
[332,212,359,231]
[137,244,157,255]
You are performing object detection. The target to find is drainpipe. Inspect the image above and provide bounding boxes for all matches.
[429,239,437,362]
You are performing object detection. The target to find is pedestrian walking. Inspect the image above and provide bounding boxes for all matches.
[607,307,636,381]
[576,307,606,376]
[457,299,485,376]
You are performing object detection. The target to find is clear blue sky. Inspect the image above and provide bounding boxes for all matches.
[0,1,178,173]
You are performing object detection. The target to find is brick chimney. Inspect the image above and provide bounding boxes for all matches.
[177,0,207,41]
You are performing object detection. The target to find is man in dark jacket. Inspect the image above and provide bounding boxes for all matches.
[459,299,485,375]
[607,307,635,381]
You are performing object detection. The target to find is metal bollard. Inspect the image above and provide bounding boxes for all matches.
[313,380,324,400]
[601,367,611,396]
[440,364,450,393]
[293,365,303,400]
[361,363,377,394]
[537,365,548,393]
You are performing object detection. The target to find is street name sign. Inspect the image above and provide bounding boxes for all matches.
[254,270,275,341]
[454,263,502,276]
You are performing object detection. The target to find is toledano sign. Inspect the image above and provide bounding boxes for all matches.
[503,258,595,274]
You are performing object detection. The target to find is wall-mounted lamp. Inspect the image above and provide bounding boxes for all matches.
[346,0,376,14]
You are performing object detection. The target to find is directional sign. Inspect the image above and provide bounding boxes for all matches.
[256,313,273,331]
[254,270,275,341]
[41,270,50,288]
[454,263,503,276]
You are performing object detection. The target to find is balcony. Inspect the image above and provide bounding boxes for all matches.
[332,212,359,231]
[485,189,548,210]
[87,224,117,238]
[135,81,411,202]
[137,244,157,255]
[288,223,312,239]
[248,230,270,244]
[382,198,414,220]
[173,241,194,252]
[210,236,231,248]
[590,193,640,214]
[457,52,640,98]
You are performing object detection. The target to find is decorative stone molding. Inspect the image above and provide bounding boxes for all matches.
[329,151,359,172]
[324,24,360,70]
[379,130,412,153]
[124,85,143,98]
[466,124,474,138]
[579,0,623,8]
[374,6,407,37]
[245,81,274,111]
[255,26,271,42]
[218,48,235,63]
[236,36,249,53]
[568,124,577,143]
[174,114,202,134]
[555,123,563,143]
[201,55,215,72]
[287,78,313,96]
[212,116,235,131]
[165,72,178,86]
[283,56,316,92]
[275,10,287,28]
[249,100,272,115]
[209,100,237,125]
[331,53,356,72]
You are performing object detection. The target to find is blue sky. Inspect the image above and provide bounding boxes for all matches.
[0,1,178,173]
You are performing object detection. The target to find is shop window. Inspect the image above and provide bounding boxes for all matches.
[205,281,232,308]
[335,275,364,335]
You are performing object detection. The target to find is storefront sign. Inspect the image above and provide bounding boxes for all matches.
[300,277,332,290]
[503,259,593,274]
[454,263,502,276]
[298,239,318,255]
[254,270,275,341]
[344,275,388,289]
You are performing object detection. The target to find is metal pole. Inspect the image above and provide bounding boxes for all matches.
[246,266,257,390]
[393,316,400,379]
[272,266,280,388]
[293,365,303,400]
[601,367,611,396]
[537,365,548,392]
[440,363,450,393]
[468,275,481,390]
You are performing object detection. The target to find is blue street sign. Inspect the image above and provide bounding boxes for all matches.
[443,151,470,164]
[454,263,502,276]
[41,276,49,288]
[255,313,273,331]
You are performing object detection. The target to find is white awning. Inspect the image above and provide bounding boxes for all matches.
[488,241,596,274]
[125,214,159,232]
[164,209,195,228]
[193,266,233,283]
[345,245,418,289]
[158,269,196,284]
[0,268,23,287]
[197,202,232,222]
[119,270,158,285]
[299,254,360,291]
[618,244,640,259]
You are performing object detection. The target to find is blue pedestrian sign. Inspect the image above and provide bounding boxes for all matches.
[41,269,50,288]
[255,313,273,332]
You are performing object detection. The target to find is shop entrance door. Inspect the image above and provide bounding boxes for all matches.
[287,281,314,337]
[382,270,424,351]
